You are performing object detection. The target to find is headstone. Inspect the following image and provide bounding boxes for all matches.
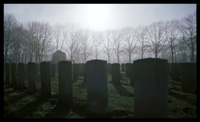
[58,61,72,106]
[134,58,168,118]
[51,50,66,73]
[121,63,125,72]
[28,62,36,93]
[5,63,10,84]
[86,60,108,115]
[112,63,120,85]
[18,63,25,89]
[130,63,135,87]
[107,63,112,75]
[180,63,196,94]
[40,62,51,97]
[51,64,56,77]
[35,63,40,74]
[11,63,17,85]
[73,64,79,82]
[168,63,171,76]
[126,63,131,78]
[80,63,86,82]
[171,63,180,81]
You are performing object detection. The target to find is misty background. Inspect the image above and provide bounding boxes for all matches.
[4,4,196,64]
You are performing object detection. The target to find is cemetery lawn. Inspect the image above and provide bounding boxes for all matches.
[4,72,196,118]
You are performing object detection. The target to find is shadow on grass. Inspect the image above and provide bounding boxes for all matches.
[113,84,133,97]
[4,92,28,106]
[169,91,196,105]
[14,96,51,118]
[45,104,71,118]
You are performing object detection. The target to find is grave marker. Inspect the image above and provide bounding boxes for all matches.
[40,62,51,97]
[86,60,108,115]
[134,58,168,118]
[58,61,72,106]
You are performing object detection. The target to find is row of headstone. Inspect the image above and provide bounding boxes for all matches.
[72,63,86,82]
[4,59,196,117]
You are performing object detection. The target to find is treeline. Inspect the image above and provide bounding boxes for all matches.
[4,12,196,64]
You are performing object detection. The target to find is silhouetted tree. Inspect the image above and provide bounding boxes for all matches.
[180,12,196,63]
[147,21,167,58]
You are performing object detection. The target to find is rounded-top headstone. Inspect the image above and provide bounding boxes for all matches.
[112,63,120,85]
[58,61,72,106]
[86,60,108,115]
[40,62,51,97]
[18,63,25,89]
[134,58,168,118]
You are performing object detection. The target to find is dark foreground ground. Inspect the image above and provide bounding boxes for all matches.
[4,72,196,118]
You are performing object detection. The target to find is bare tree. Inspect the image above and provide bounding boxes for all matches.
[79,29,93,63]
[147,21,167,58]
[112,30,124,63]
[122,27,137,63]
[52,24,63,51]
[135,26,149,59]
[26,21,52,63]
[180,12,196,62]
[164,20,182,63]
[102,30,113,63]
[64,23,81,63]
[91,31,103,59]
[4,13,19,62]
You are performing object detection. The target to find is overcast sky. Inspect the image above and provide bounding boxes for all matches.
[4,4,196,31]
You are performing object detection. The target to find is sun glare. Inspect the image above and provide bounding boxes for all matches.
[83,4,113,31]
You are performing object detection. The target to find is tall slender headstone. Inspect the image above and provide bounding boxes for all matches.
[18,63,25,89]
[130,63,135,87]
[5,63,10,84]
[40,62,51,97]
[112,63,120,85]
[171,63,180,81]
[180,63,196,94]
[73,64,79,81]
[51,64,56,77]
[126,63,131,78]
[121,63,125,72]
[58,61,72,106]
[11,63,17,85]
[28,62,36,93]
[86,60,108,115]
[134,58,168,118]
[107,63,112,75]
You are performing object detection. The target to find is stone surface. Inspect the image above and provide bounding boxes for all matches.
[28,62,36,93]
[18,63,25,88]
[126,63,131,78]
[180,63,196,94]
[40,62,51,97]
[51,50,66,72]
[5,63,10,84]
[11,63,17,85]
[58,61,72,106]
[112,63,120,85]
[171,63,180,81]
[121,63,125,72]
[73,64,79,82]
[107,63,112,75]
[130,63,135,87]
[86,60,108,115]
[134,58,168,118]
[51,64,56,77]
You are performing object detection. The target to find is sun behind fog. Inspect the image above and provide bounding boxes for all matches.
[83,4,114,31]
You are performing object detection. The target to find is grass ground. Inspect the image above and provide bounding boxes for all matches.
[4,71,196,118]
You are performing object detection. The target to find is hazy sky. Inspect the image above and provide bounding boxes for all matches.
[4,4,196,31]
